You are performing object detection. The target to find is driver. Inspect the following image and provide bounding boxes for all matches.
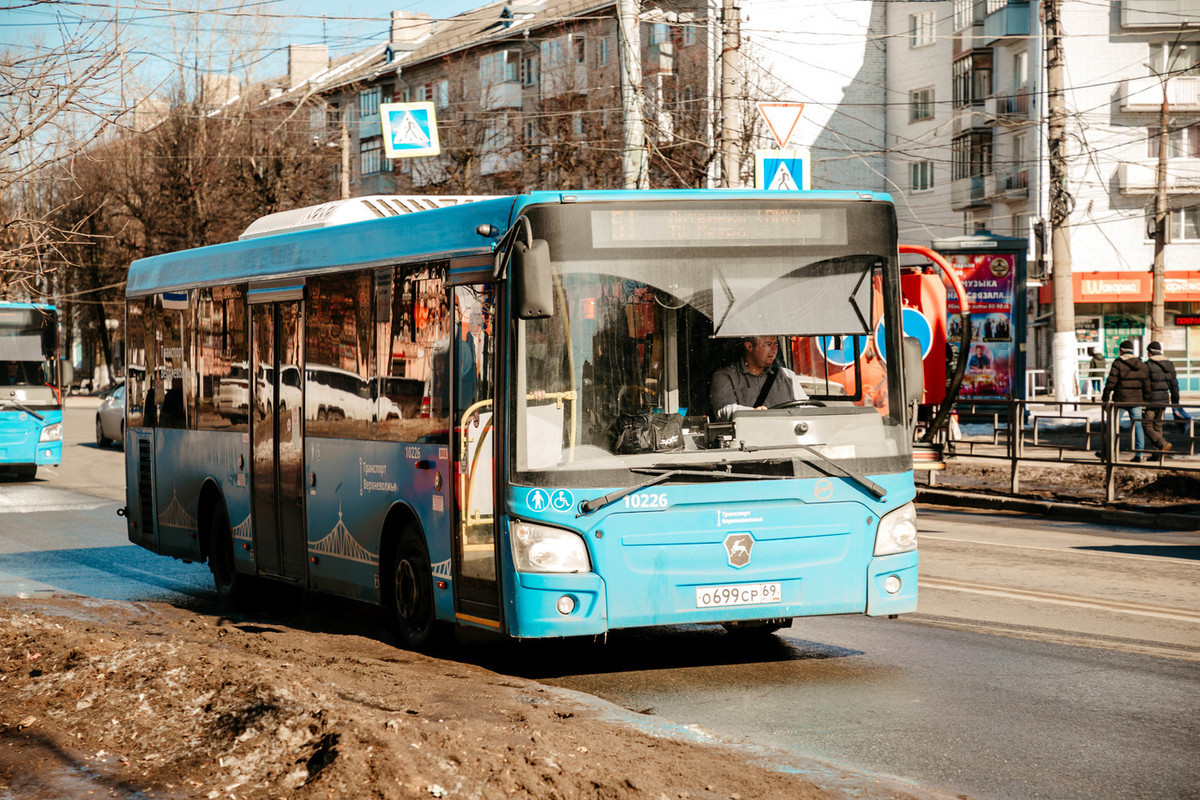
[710,336,807,421]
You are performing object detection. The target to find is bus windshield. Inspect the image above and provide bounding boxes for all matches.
[511,200,909,487]
[0,306,58,408]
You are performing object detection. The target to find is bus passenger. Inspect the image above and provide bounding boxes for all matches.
[710,336,807,421]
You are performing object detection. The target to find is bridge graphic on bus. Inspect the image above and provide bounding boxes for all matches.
[157,489,197,532]
[231,515,252,543]
[309,509,379,565]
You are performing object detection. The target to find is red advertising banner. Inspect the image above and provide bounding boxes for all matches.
[947,253,1016,401]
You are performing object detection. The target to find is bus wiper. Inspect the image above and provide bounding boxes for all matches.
[740,442,886,499]
[576,467,769,517]
[578,470,680,517]
[0,397,44,421]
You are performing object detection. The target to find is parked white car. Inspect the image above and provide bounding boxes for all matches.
[214,362,250,421]
[95,383,125,448]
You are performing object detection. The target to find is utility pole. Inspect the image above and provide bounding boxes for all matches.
[1150,31,1185,342]
[617,0,648,189]
[1044,0,1077,402]
[720,0,741,187]
[1152,72,1169,342]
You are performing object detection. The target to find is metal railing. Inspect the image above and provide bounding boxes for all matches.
[938,399,1198,502]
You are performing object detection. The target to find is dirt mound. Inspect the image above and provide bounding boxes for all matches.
[0,597,865,800]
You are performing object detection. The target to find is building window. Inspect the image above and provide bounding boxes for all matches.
[953,0,975,32]
[541,38,565,68]
[436,79,449,109]
[359,86,381,118]
[1148,206,1200,241]
[910,161,935,191]
[484,114,512,150]
[361,137,383,175]
[598,36,609,65]
[480,50,518,85]
[522,55,538,87]
[1150,42,1200,77]
[1011,213,1030,239]
[910,11,935,47]
[525,120,538,144]
[953,51,991,108]
[682,25,696,47]
[1148,124,1200,159]
[953,131,993,179]
[910,87,935,122]
[571,34,586,64]
[419,82,434,102]
[648,22,670,45]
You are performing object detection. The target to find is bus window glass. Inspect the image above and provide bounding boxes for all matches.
[512,201,908,487]
[155,292,191,429]
[376,267,450,443]
[126,300,146,427]
[197,285,249,431]
[306,271,375,439]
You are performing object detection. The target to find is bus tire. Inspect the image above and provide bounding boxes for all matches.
[386,526,442,651]
[208,498,254,606]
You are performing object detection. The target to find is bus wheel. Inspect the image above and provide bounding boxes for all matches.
[387,527,441,650]
[208,499,254,606]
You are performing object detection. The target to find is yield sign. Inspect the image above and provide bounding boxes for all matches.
[757,102,805,149]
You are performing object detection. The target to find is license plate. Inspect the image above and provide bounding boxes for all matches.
[695,582,782,608]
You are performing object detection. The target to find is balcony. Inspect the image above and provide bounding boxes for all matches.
[987,168,1031,201]
[951,176,988,209]
[1120,76,1200,112]
[985,90,1034,124]
[952,106,990,135]
[983,1,1030,42]
[1121,0,1200,28]
[1118,158,1200,193]
[480,81,522,110]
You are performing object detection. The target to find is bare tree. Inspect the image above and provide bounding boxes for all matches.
[0,12,135,298]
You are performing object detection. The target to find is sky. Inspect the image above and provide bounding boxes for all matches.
[0,0,486,88]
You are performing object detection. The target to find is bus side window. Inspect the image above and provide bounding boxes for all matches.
[377,266,450,443]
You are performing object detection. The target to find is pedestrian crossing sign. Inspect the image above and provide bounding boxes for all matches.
[755,149,809,191]
[381,102,441,158]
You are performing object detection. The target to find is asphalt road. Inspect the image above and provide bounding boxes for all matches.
[2,398,1198,799]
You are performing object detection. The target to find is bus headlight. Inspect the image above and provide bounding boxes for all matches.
[511,521,590,573]
[873,502,917,556]
[39,423,62,442]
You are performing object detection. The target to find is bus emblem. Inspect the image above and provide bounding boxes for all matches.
[724,534,753,569]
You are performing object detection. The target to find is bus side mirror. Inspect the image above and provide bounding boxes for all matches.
[902,336,923,406]
[60,359,74,388]
[513,239,553,319]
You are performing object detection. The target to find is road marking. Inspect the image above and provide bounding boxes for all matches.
[921,576,1200,623]
[918,534,1199,565]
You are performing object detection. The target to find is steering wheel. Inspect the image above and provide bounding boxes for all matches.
[770,398,826,409]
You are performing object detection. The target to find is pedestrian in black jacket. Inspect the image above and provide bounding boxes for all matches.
[1144,341,1179,460]
[1100,340,1150,460]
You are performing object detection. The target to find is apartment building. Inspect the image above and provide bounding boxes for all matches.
[885,0,1200,377]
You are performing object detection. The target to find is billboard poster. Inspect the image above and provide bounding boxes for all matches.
[945,252,1016,401]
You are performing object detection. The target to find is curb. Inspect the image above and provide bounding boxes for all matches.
[915,487,1200,531]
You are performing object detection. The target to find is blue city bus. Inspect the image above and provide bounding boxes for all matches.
[0,302,67,480]
[122,191,920,648]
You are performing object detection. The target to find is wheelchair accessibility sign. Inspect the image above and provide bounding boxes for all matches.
[381,102,441,158]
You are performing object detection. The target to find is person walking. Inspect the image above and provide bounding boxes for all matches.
[1088,348,1106,395]
[1144,341,1179,461]
[1099,340,1150,462]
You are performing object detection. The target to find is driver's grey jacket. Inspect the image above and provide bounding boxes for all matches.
[710,360,807,421]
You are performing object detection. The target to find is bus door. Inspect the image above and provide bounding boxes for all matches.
[451,284,501,629]
[249,284,307,582]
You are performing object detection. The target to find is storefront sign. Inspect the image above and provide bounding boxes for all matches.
[1037,270,1200,303]
[1176,315,1200,326]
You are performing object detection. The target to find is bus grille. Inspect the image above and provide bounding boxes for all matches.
[138,439,154,544]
